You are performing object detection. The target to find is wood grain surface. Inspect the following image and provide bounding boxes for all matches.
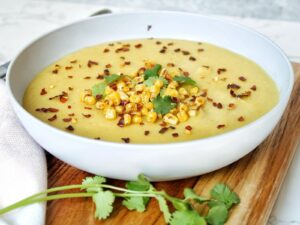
[46,63,300,225]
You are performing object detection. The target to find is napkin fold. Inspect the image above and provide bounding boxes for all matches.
[0,80,47,225]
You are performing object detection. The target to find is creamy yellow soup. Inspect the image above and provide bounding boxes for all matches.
[23,39,279,144]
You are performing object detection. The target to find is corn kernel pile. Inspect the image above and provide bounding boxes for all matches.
[81,63,206,127]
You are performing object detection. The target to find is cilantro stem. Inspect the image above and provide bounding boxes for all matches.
[0,193,93,215]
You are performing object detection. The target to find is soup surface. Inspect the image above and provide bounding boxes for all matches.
[23,38,279,144]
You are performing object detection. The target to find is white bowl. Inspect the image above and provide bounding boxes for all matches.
[6,11,294,181]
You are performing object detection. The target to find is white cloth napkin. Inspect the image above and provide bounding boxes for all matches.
[0,80,47,225]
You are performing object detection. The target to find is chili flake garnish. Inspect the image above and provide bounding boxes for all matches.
[121,137,130,143]
[135,43,142,48]
[65,66,73,70]
[68,76,73,79]
[217,124,226,129]
[185,125,192,131]
[36,107,59,113]
[70,60,77,64]
[82,114,92,118]
[156,41,161,45]
[238,116,245,122]
[227,83,240,89]
[228,103,236,109]
[239,76,247,81]
[48,114,57,121]
[197,48,204,52]
[103,48,110,53]
[40,88,47,95]
[217,68,227,75]
[84,107,92,110]
[63,118,72,122]
[182,50,190,55]
[84,76,91,79]
[172,133,179,137]
[159,127,169,134]
[96,74,104,80]
[250,85,257,91]
[68,105,72,109]
[68,113,75,116]
[189,56,196,61]
[65,125,74,131]
[174,48,181,52]
[213,102,223,109]
[87,60,98,68]
[105,64,112,68]
[144,130,150,136]
[52,69,58,74]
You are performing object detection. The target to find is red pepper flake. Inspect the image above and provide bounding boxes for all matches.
[169,126,176,130]
[121,137,130,143]
[68,76,73,79]
[217,68,227,75]
[40,88,47,95]
[68,113,75,116]
[159,127,169,134]
[213,102,223,109]
[228,103,236,109]
[94,137,101,140]
[217,124,226,129]
[185,125,193,131]
[155,41,161,45]
[135,43,142,48]
[63,118,72,122]
[197,48,204,52]
[82,113,92,118]
[68,87,73,91]
[104,69,110,75]
[70,60,77,64]
[124,61,131,66]
[65,125,74,131]
[65,66,73,70]
[207,97,213,102]
[238,116,245,122]
[200,91,208,97]
[159,48,166,54]
[103,48,110,53]
[250,85,257,91]
[117,117,125,127]
[52,69,58,74]
[160,121,168,127]
[239,76,247,81]
[95,94,103,100]
[84,107,92,110]
[167,42,174,46]
[189,56,196,61]
[48,114,57,122]
[115,47,130,53]
[238,91,251,98]
[144,130,150,136]
[67,105,72,109]
[59,96,68,103]
[87,60,99,68]
[230,90,237,97]
[36,107,59,113]
[167,63,175,67]
[227,83,240,89]
[174,48,181,52]
[183,71,190,77]
[84,76,91,79]
[182,50,190,55]
[172,133,179,138]
[96,74,104,80]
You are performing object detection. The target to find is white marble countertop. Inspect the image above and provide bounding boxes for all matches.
[0,1,299,224]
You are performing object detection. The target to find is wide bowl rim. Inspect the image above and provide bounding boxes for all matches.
[6,10,294,150]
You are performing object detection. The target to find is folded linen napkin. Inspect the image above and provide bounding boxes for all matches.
[0,80,47,225]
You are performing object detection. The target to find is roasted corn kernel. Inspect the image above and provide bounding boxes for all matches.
[146,112,157,123]
[177,111,189,122]
[163,113,178,125]
[105,108,117,120]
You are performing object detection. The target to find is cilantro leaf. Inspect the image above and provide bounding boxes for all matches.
[210,184,240,209]
[144,76,168,87]
[92,83,106,97]
[206,204,228,225]
[156,195,171,223]
[173,75,197,86]
[105,74,120,84]
[93,190,115,220]
[122,174,152,212]
[82,176,106,193]
[144,64,162,80]
[170,210,206,225]
[153,95,177,115]
[184,188,208,204]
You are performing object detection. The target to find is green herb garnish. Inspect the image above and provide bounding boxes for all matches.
[105,74,121,84]
[144,64,162,80]
[92,83,107,97]
[0,174,240,225]
[153,95,177,115]
[144,76,169,87]
[173,75,197,86]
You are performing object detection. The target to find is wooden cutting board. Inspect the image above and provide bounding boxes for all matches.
[46,63,300,225]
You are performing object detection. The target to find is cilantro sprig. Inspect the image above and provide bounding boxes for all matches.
[153,95,177,115]
[173,75,197,86]
[0,174,240,225]
[92,74,121,97]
